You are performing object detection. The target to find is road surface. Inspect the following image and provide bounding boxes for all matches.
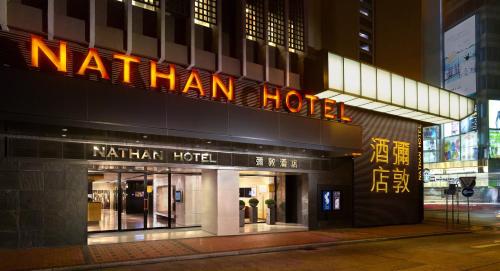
[97,229,499,271]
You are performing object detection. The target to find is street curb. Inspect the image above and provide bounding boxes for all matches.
[37,230,471,271]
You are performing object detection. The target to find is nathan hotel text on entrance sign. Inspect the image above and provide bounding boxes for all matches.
[92,145,216,164]
[90,144,305,170]
[29,35,352,122]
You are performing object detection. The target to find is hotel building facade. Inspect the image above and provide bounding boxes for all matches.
[0,0,474,248]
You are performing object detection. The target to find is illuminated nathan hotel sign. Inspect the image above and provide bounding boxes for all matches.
[29,35,352,123]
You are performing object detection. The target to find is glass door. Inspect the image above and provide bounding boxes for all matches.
[120,173,146,230]
[87,172,119,232]
[147,173,171,229]
[87,168,201,232]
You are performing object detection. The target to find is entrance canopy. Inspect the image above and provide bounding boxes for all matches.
[316,53,475,124]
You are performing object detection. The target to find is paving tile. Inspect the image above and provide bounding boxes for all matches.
[178,231,337,253]
[0,223,468,270]
[88,239,196,264]
[0,246,84,271]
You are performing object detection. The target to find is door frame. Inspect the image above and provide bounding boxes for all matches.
[87,168,202,234]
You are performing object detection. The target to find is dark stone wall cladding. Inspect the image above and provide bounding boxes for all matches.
[0,159,87,248]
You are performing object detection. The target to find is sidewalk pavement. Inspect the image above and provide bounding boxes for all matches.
[0,223,470,271]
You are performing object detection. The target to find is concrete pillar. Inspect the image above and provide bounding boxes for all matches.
[201,169,239,236]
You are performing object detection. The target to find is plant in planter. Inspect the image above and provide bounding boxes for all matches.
[265,199,276,225]
[248,198,259,223]
[239,200,246,227]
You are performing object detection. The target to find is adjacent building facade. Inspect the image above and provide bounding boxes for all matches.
[422,0,500,205]
[0,0,473,248]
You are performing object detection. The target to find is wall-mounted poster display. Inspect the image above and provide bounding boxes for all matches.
[488,100,500,129]
[443,136,460,161]
[444,15,476,96]
[424,126,439,139]
[424,152,438,163]
[461,132,478,160]
[460,113,477,134]
[424,139,438,151]
[322,190,332,212]
[443,122,460,137]
[489,130,500,158]
[333,191,341,210]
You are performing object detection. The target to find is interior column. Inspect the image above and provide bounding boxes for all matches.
[201,169,239,235]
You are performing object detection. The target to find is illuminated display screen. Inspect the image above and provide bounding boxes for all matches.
[424,152,438,163]
[443,136,460,161]
[333,191,341,210]
[423,126,439,139]
[460,113,477,133]
[321,190,332,211]
[460,131,477,161]
[424,139,438,151]
[443,122,460,137]
[444,15,476,96]
[489,100,500,129]
[489,130,500,158]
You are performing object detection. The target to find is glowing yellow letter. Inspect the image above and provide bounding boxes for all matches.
[31,35,67,72]
[182,69,205,96]
[304,94,318,116]
[212,75,234,101]
[77,48,110,79]
[150,61,176,90]
[321,98,336,120]
[285,90,303,113]
[113,53,140,83]
[261,84,281,109]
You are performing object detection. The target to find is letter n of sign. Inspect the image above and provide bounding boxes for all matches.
[93,146,106,158]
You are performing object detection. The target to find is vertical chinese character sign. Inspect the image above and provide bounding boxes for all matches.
[370,137,411,193]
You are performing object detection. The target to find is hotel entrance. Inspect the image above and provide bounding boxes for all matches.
[238,171,307,230]
[87,166,202,233]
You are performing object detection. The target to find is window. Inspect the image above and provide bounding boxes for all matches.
[166,0,189,45]
[116,0,159,11]
[143,9,157,37]
[133,0,159,11]
[21,0,46,9]
[166,0,189,17]
[288,0,304,52]
[194,0,217,28]
[359,31,370,40]
[67,0,89,21]
[461,132,478,161]
[359,8,370,17]
[117,0,160,11]
[360,43,370,52]
[108,0,125,29]
[358,0,374,63]
[267,0,285,47]
[424,126,440,163]
[245,0,265,41]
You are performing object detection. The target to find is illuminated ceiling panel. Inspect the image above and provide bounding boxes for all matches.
[320,52,476,124]
[315,90,336,99]
[332,94,356,102]
[358,102,387,110]
[373,105,400,113]
[345,97,371,107]
[388,108,414,115]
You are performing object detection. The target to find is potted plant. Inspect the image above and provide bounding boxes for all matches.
[265,199,276,225]
[239,200,246,227]
[248,198,259,223]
